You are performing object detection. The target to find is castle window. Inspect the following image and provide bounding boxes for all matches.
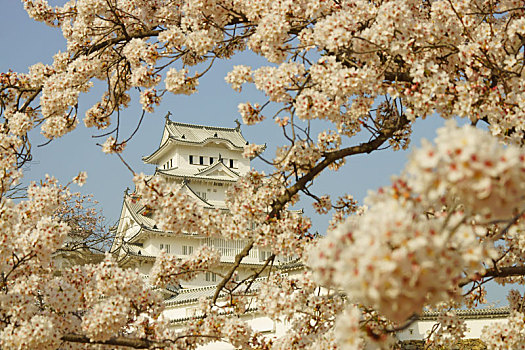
[182,245,193,255]
[189,155,194,164]
[196,191,207,200]
[160,244,170,253]
[199,156,204,165]
[209,157,214,164]
[205,272,217,282]
[170,159,173,168]
[229,159,234,168]
[260,250,272,261]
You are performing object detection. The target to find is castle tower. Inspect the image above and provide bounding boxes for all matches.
[109,115,273,288]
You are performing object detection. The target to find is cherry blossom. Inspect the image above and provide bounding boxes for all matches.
[4,0,525,348]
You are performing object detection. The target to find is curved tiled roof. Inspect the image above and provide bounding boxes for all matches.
[143,119,247,164]
[418,307,510,320]
[123,196,157,230]
[166,120,247,148]
[170,307,259,324]
[156,170,238,184]
[196,159,240,177]
[180,182,214,207]
[165,276,267,307]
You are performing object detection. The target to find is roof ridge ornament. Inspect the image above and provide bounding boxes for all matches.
[234,119,241,131]
[165,111,172,122]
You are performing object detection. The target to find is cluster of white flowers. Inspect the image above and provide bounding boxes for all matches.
[133,173,222,236]
[275,141,322,175]
[7,112,33,136]
[408,121,525,220]
[238,102,264,125]
[317,130,341,152]
[165,68,198,95]
[15,0,525,147]
[243,143,265,158]
[0,169,167,347]
[101,135,126,154]
[140,89,162,112]
[252,63,305,103]
[223,170,311,256]
[507,289,525,312]
[312,195,331,214]
[81,255,165,341]
[481,310,525,349]
[309,124,512,324]
[258,272,345,349]
[1,315,62,350]
[334,306,363,350]
[122,39,159,68]
[224,65,252,92]
[149,247,221,287]
[428,311,468,349]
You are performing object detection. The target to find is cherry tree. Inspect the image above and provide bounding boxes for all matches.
[2,0,525,348]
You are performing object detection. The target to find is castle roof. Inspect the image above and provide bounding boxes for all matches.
[165,276,267,307]
[143,118,247,164]
[155,159,240,183]
[417,306,510,320]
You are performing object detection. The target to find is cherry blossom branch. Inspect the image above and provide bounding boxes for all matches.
[459,266,525,288]
[270,115,409,216]
[231,254,275,296]
[61,334,169,349]
[80,29,162,57]
[61,333,220,349]
[212,239,254,304]
[213,116,408,303]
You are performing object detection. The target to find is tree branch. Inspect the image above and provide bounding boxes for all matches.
[270,115,409,216]
[78,29,162,57]
[61,334,169,349]
[211,239,254,303]
[213,116,408,303]
[459,266,525,287]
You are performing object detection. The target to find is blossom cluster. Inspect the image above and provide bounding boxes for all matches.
[149,247,221,288]
[427,311,467,349]
[407,121,525,220]
[258,272,345,349]
[309,123,518,326]
[481,310,525,349]
[132,173,222,236]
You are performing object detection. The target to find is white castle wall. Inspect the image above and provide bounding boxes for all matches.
[396,316,508,341]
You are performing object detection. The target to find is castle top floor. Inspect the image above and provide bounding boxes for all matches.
[142,115,251,176]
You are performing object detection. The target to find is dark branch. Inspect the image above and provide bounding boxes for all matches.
[459,266,525,287]
[270,115,409,217]
[61,334,169,349]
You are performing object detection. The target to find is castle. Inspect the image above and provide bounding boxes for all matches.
[109,115,301,342]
